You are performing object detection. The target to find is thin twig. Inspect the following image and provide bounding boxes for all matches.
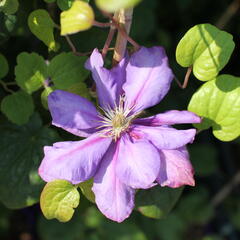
[102,27,116,58]
[211,170,240,207]
[173,66,192,89]
[182,66,192,89]
[216,0,240,29]
[65,35,77,53]
[0,80,14,94]
[93,20,112,28]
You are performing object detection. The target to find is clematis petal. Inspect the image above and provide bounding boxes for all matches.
[131,125,196,150]
[38,133,112,184]
[123,46,173,113]
[85,48,127,109]
[93,143,135,223]
[116,134,160,189]
[134,110,201,126]
[157,147,195,188]
[48,90,101,137]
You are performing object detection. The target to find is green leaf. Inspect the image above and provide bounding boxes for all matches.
[40,180,80,222]
[49,52,89,89]
[176,24,235,81]
[57,0,74,10]
[41,86,55,109]
[79,179,95,203]
[60,1,94,35]
[28,9,57,51]
[188,74,240,141]
[0,53,9,78]
[67,82,91,100]
[0,113,60,208]
[96,0,141,12]
[135,186,183,219]
[0,0,19,15]
[15,52,47,94]
[1,90,34,125]
[4,14,17,32]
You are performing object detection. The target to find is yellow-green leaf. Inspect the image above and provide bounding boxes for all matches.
[176,24,235,81]
[188,74,240,141]
[28,9,58,51]
[40,180,80,222]
[60,0,94,35]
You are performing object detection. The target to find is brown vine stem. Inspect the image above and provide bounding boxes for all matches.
[182,66,192,89]
[112,8,135,65]
[216,0,240,29]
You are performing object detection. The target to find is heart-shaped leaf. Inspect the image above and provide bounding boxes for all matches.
[15,52,47,94]
[40,179,80,222]
[176,24,235,81]
[28,9,58,51]
[49,52,89,89]
[188,74,240,141]
[1,90,34,125]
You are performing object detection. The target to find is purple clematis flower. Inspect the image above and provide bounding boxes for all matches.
[39,46,201,222]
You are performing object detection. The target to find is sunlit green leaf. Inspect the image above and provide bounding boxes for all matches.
[49,52,89,89]
[0,53,9,78]
[96,0,141,12]
[40,180,80,222]
[15,52,47,94]
[60,1,94,35]
[0,113,60,208]
[176,24,235,81]
[0,0,19,15]
[188,74,240,141]
[28,9,57,51]
[1,90,34,125]
[135,186,183,219]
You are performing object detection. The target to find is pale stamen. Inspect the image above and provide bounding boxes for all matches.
[97,96,138,140]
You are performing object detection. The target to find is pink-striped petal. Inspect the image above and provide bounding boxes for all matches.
[116,134,160,189]
[131,125,196,150]
[93,143,135,222]
[123,46,173,113]
[85,49,127,109]
[134,110,201,126]
[38,133,112,184]
[48,90,100,137]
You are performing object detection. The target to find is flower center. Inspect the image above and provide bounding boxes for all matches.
[98,97,135,140]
